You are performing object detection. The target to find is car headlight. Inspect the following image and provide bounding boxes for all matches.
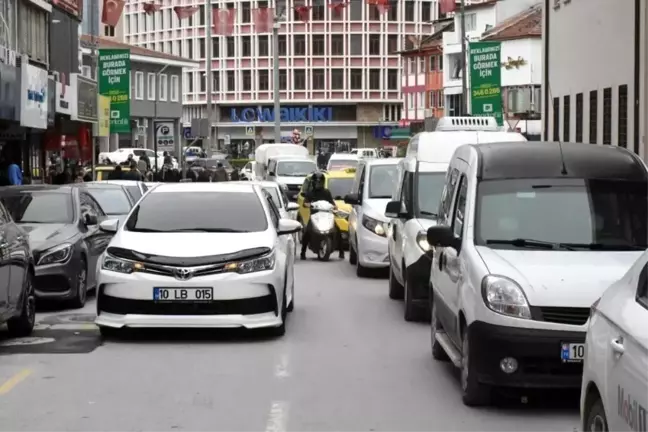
[102,255,144,274]
[416,231,431,251]
[481,275,532,319]
[224,252,276,274]
[37,243,73,266]
[362,215,386,237]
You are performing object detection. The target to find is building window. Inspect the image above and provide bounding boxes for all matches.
[387,35,398,54]
[258,70,269,91]
[242,70,252,91]
[429,56,436,71]
[404,1,415,21]
[618,85,628,148]
[350,34,362,56]
[312,2,325,20]
[563,95,570,142]
[369,34,380,55]
[589,90,598,144]
[279,70,287,90]
[199,38,206,58]
[104,25,115,37]
[464,13,477,31]
[200,74,206,92]
[312,35,325,56]
[147,73,156,100]
[552,97,559,141]
[241,36,251,57]
[575,93,583,142]
[241,1,251,23]
[82,66,92,79]
[226,37,235,57]
[387,69,398,90]
[350,0,361,20]
[313,69,325,90]
[18,1,49,63]
[294,35,306,55]
[212,72,220,93]
[278,35,287,55]
[331,35,344,55]
[331,69,344,90]
[369,70,380,90]
[186,73,193,93]
[603,87,612,145]
[350,69,362,90]
[387,0,398,21]
[421,1,432,21]
[159,74,168,101]
[294,69,306,90]
[171,76,179,101]
[187,40,193,58]
[227,71,235,91]
[135,72,144,100]
[258,35,269,56]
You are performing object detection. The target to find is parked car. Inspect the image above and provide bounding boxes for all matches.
[0,198,35,337]
[189,156,233,180]
[98,180,150,202]
[73,183,136,224]
[0,185,116,307]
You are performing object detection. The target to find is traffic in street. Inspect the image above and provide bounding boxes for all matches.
[0,256,579,431]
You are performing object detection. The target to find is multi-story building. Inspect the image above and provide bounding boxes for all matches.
[82,0,126,40]
[543,0,646,159]
[122,0,436,151]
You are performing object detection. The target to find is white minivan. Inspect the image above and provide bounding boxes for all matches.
[426,141,648,406]
[385,117,526,322]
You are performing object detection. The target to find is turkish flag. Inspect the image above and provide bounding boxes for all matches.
[252,8,274,34]
[174,6,199,20]
[439,0,456,14]
[294,6,311,23]
[143,2,161,15]
[328,0,348,18]
[213,8,236,36]
[101,0,125,27]
[366,0,390,14]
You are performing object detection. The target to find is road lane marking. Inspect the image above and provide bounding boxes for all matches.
[0,369,32,396]
[274,353,290,378]
[265,401,289,432]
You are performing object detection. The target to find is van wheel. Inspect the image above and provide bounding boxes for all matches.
[584,396,608,432]
[349,242,357,265]
[460,328,491,406]
[430,295,449,361]
[388,265,404,300]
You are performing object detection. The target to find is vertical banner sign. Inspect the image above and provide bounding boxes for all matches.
[98,48,130,133]
[97,95,111,137]
[469,41,503,126]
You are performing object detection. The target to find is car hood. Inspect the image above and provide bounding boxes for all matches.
[475,246,642,307]
[111,230,275,257]
[363,198,391,222]
[276,176,306,186]
[20,223,76,251]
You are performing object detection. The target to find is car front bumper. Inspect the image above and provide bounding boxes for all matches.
[357,227,389,268]
[468,321,586,389]
[33,256,82,300]
[95,264,285,330]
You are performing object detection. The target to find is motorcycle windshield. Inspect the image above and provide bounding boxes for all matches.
[311,212,335,231]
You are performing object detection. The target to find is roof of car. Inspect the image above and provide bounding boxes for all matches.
[75,182,127,189]
[152,182,257,194]
[329,153,359,160]
[98,180,143,186]
[0,185,73,194]
[232,180,281,189]
[475,142,647,181]
[364,157,401,167]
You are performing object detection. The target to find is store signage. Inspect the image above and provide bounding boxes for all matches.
[51,0,82,17]
[72,73,98,123]
[97,95,110,137]
[155,121,175,152]
[469,41,503,126]
[20,63,49,129]
[98,48,130,133]
[231,106,333,122]
[55,72,77,117]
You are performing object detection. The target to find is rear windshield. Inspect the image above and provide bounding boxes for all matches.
[328,159,358,171]
[86,188,132,215]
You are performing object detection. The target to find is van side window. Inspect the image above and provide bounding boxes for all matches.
[452,176,468,238]
[358,166,366,199]
[637,264,648,310]
[439,168,459,224]
[400,172,412,212]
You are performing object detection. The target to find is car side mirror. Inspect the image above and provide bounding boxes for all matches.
[268,171,276,177]
[344,193,360,205]
[277,219,302,235]
[84,213,98,226]
[427,225,461,252]
[286,202,299,211]
[99,219,119,233]
[385,200,407,219]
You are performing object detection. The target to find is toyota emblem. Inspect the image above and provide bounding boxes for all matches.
[174,268,193,281]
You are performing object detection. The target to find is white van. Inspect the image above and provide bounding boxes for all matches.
[385,117,526,322]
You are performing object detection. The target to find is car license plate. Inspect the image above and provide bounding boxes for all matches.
[561,342,585,362]
[153,287,213,302]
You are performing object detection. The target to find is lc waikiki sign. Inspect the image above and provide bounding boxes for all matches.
[231,106,333,122]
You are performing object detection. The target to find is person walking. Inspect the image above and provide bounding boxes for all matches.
[213,162,229,182]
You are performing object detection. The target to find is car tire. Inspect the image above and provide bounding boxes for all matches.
[270,296,287,337]
[349,242,357,265]
[70,256,88,309]
[286,270,295,313]
[388,265,404,300]
[7,271,36,338]
[430,294,449,361]
[584,396,608,432]
[460,327,491,406]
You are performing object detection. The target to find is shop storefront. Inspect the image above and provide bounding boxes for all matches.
[17,62,49,181]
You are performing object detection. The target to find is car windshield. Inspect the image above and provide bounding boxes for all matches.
[277,160,316,176]
[328,159,358,171]
[125,186,142,201]
[475,179,648,250]
[369,165,398,198]
[417,172,446,218]
[263,186,283,209]
[328,178,354,200]
[1,192,74,223]
[86,188,132,215]
[125,191,268,233]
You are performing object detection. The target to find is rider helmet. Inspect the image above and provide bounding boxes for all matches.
[311,171,326,191]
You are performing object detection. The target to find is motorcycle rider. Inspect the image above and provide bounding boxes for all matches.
[300,171,344,260]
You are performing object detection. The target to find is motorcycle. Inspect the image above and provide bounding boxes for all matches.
[304,200,341,261]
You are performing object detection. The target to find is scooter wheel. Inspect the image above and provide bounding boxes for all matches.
[317,238,333,261]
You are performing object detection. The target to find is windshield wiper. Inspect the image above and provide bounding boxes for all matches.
[371,195,392,199]
[420,211,438,217]
[486,238,576,251]
[561,242,648,251]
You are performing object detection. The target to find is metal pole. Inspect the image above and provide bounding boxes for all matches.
[153,64,169,174]
[460,0,468,115]
[91,0,99,180]
[205,0,213,156]
[272,21,281,142]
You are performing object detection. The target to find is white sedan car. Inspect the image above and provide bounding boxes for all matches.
[94,182,301,337]
[581,251,648,431]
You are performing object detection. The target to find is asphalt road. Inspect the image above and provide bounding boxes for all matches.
[0,255,580,431]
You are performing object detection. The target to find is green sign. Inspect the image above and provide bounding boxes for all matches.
[469,41,503,126]
[98,49,131,134]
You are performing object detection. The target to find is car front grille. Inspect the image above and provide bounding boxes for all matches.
[531,306,591,326]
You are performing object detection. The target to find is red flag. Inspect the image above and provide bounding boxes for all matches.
[213,8,236,36]
[252,8,274,34]
[174,6,199,20]
[439,0,456,14]
[366,0,389,14]
[143,2,161,14]
[328,0,348,18]
[294,6,311,23]
[101,0,125,27]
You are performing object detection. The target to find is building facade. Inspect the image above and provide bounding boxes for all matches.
[543,0,647,159]
[121,0,437,151]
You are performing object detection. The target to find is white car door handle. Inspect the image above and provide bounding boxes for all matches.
[610,338,625,355]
